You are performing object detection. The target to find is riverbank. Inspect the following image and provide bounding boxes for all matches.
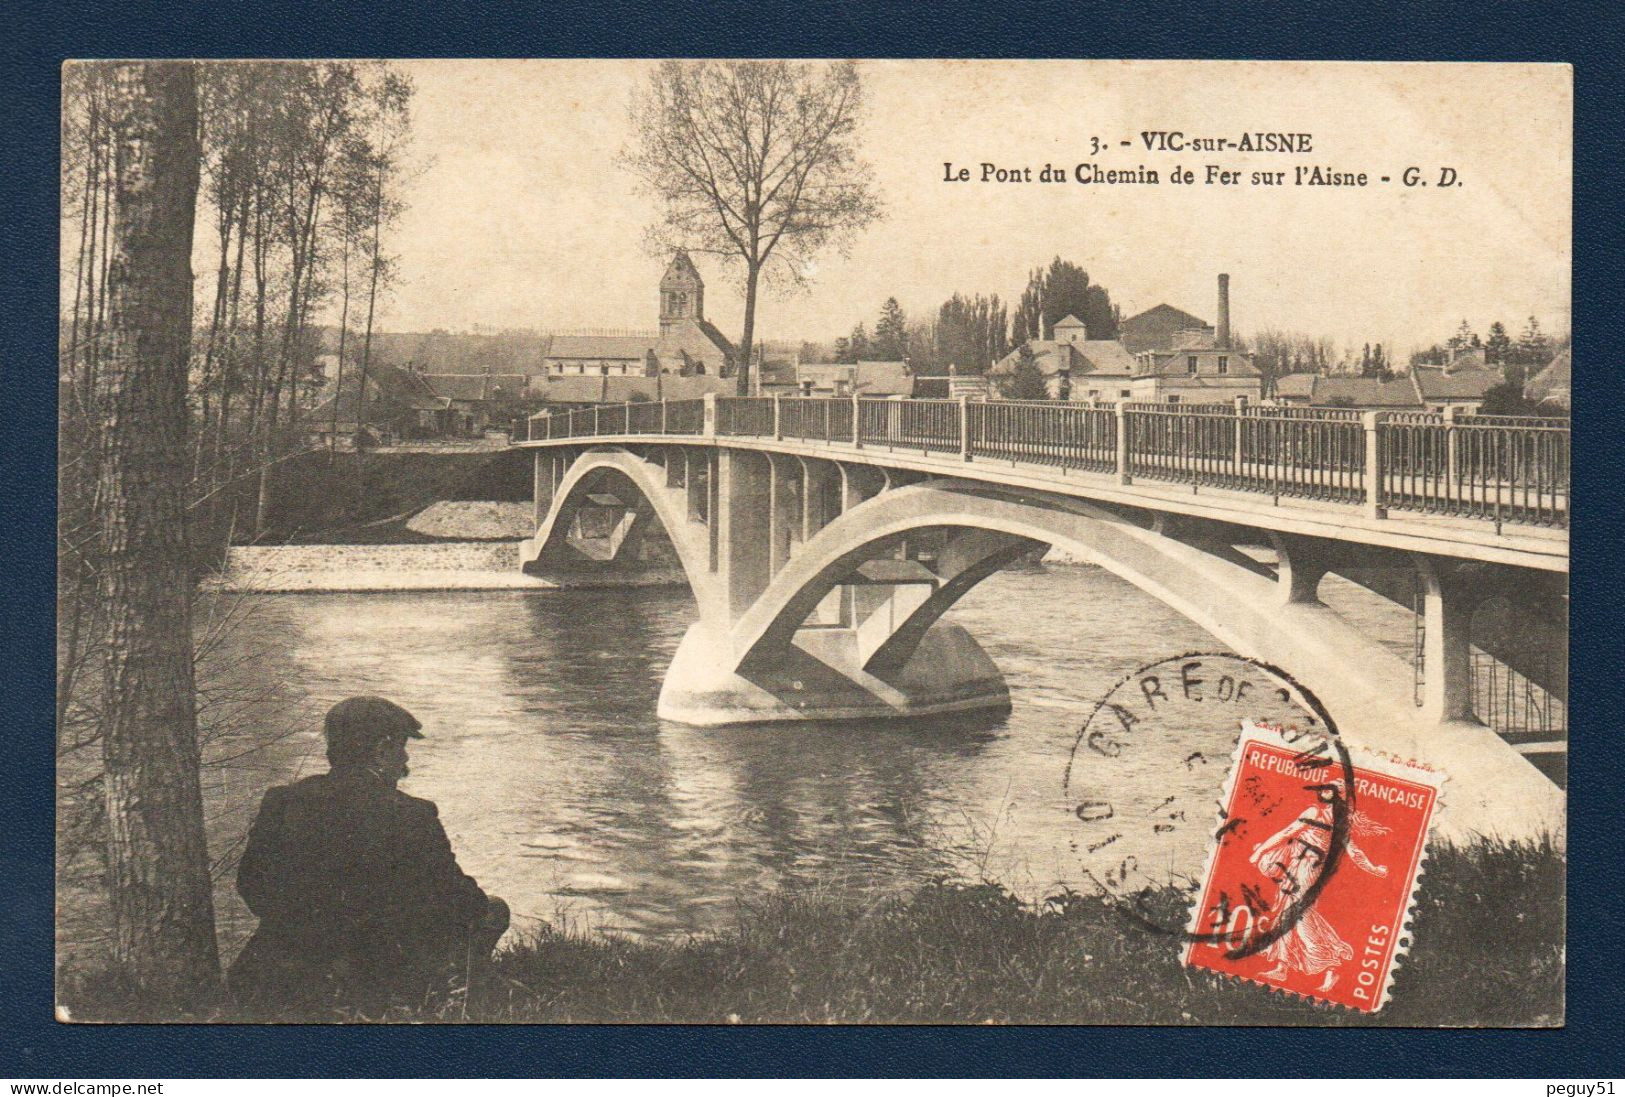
[476,837,1564,1024]
[208,541,693,592]
[60,837,1562,1025]
[207,541,550,592]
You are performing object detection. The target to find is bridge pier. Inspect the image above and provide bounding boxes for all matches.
[717,450,773,617]
[532,450,561,528]
[1414,558,1491,725]
[657,617,1010,726]
[768,454,801,573]
[1270,532,1333,605]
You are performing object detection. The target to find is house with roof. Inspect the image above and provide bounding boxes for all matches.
[1129,343,1263,404]
[1409,365,1502,414]
[420,369,529,436]
[1270,373,1426,410]
[1524,348,1571,410]
[1269,362,1508,414]
[792,360,914,398]
[305,363,453,447]
[541,252,736,381]
[1126,275,1263,404]
[753,357,801,396]
[1118,303,1215,356]
[528,372,733,413]
[989,314,1139,401]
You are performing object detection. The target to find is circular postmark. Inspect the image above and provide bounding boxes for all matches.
[1061,652,1356,959]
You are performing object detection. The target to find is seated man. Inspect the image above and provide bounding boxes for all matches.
[229,696,509,1018]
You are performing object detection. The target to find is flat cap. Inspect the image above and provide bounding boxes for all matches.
[324,695,424,747]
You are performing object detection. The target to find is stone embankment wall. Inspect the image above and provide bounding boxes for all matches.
[406,500,534,540]
[210,542,546,592]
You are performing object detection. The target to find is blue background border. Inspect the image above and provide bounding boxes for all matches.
[5,0,1623,1077]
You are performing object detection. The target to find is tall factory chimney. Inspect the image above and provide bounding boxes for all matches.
[1216,273,1231,349]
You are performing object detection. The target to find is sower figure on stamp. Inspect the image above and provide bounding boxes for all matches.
[1248,776,1388,992]
[229,696,510,1018]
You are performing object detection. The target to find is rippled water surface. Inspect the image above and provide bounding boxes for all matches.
[160,564,1411,955]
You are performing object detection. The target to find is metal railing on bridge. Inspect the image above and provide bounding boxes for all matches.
[518,396,1568,530]
[1379,414,1570,528]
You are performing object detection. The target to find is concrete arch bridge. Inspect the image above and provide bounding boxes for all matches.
[513,396,1568,842]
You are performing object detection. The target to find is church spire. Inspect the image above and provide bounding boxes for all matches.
[660,250,705,336]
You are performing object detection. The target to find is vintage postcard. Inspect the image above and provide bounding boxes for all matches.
[57,58,1568,1024]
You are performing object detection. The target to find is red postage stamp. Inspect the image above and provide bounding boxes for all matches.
[1183,718,1445,1012]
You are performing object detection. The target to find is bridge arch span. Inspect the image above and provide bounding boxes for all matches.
[733,479,1281,673]
[521,447,723,623]
[522,447,1560,843]
[711,478,1561,842]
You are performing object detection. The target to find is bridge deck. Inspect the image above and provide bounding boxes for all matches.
[515,430,1567,572]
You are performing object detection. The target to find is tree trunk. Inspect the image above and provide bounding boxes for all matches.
[213,190,249,499]
[68,90,99,384]
[330,216,351,457]
[736,262,760,397]
[195,188,235,484]
[356,168,383,457]
[214,189,250,498]
[96,60,220,1004]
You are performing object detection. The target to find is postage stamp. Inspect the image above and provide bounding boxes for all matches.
[1063,652,1356,935]
[1182,718,1445,1012]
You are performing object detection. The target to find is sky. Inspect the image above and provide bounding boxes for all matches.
[342,60,1571,356]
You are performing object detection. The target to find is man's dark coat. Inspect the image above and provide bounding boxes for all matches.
[229,769,493,1015]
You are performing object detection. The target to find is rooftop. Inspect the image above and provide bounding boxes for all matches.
[547,334,656,360]
[423,372,529,402]
[1411,366,1502,400]
[1135,348,1262,378]
[530,373,733,406]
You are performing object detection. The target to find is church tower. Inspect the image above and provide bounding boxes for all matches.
[659,250,705,340]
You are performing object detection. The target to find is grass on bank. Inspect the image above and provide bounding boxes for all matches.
[59,837,1562,1025]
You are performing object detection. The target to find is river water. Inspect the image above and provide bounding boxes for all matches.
[75,563,1415,960]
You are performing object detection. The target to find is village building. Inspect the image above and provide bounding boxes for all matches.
[1118,303,1214,356]
[1126,275,1264,404]
[988,314,1139,401]
[749,353,803,396]
[527,372,733,413]
[540,252,736,381]
[420,370,529,435]
[1270,374,1427,410]
[1409,365,1502,414]
[306,364,531,446]
[792,360,914,398]
[1524,348,1571,410]
[1270,363,1507,415]
[305,363,452,447]
[987,275,1259,404]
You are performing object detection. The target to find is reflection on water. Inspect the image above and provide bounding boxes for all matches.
[183,563,1414,951]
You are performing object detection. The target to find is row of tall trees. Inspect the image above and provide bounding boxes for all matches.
[1244,329,1343,394]
[831,291,1012,373]
[59,60,415,1005]
[64,62,413,552]
[833,297,909,362]
[829,259,1112,374]
[1010,258,1119,347]
[1413,316,1560,372]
